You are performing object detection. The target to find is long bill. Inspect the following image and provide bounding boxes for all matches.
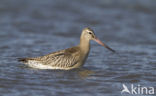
[94,37,115,53]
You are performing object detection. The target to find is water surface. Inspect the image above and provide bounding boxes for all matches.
[0,0,156,96]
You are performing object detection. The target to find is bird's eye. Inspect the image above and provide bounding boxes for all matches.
[89,32,92,34]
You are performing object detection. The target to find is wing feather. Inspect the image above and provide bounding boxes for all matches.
[35,46,80,68]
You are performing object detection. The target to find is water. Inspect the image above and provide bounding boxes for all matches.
[0,0,156,96]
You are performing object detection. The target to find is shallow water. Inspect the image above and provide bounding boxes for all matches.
[0,0,156,96]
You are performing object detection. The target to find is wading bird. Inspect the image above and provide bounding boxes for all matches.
[18,27,115,70]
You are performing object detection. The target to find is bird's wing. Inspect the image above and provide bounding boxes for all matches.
[37,46,81,68]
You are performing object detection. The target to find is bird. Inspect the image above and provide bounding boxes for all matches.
[121,84,131,94]
[18,27,115,70]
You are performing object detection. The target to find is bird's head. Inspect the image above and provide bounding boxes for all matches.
[82,27,95,41]
[81,27,115,53]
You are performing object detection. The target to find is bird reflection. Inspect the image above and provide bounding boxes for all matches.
[76,68,95,79]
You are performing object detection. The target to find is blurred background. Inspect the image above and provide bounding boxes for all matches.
[0,0,156,96]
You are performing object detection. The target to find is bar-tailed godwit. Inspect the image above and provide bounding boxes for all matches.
[18,27,115,70]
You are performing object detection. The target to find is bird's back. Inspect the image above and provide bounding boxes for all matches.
[18,46,82,70]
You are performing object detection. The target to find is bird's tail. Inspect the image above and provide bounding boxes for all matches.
[17,58,28,63]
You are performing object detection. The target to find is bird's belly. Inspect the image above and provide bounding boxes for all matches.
[25,61,54,69]
[25,60,77,70]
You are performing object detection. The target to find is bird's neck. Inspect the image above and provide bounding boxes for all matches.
[79,37,90,54]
